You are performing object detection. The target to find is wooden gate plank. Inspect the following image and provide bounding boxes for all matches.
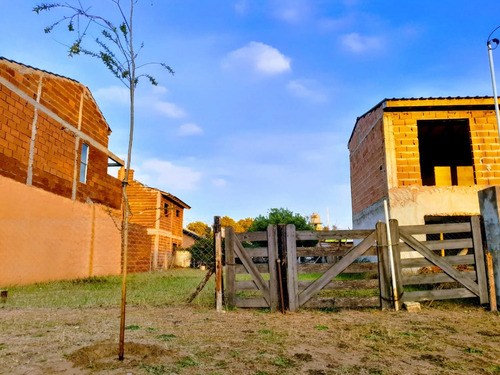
[377,221,392,310]
[298,231,377,306]
[234,234,271,305]
[399,229,480,296]
[225,227,236,308]
[471,216,489,304]
[286,224,299,312]
[267,225,280,312]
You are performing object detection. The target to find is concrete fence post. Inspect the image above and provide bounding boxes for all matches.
[478,187,500,309]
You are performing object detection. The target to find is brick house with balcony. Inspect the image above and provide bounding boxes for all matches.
[348,97,500,229]
[0,57,125,286]
[119,168,191,270]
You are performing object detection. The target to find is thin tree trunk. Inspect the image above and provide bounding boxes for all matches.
[118,0,135,362]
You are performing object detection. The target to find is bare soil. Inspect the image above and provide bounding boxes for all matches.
[0,304,499,374]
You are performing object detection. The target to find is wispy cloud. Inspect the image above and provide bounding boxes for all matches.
[154,101,187,118]
[234,0,249,14]
[271,0,313,23]
[137,158,202,191]
[223,41,291,75]
[286,80,327,103]
[340,32,383,53]
[94,86,129,105]
[212,178,227,187]
[178,123,203,136]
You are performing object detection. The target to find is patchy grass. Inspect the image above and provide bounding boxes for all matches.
[0,270,499,375]
[1,269,215,308]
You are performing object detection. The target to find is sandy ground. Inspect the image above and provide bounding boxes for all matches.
[0,304,499,374]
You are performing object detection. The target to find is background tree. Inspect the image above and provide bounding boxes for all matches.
[237,217,254,232]
[34,0,173,360]
[187,221,212,237]
[249,208,315,232]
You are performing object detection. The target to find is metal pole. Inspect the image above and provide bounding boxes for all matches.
[487,41,500,142]
[383,200,399,311]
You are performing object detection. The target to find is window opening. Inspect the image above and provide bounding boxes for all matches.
[164,203,169,216]
[417,119,474,186]
[80,144,89,183]
[176,209,180,217]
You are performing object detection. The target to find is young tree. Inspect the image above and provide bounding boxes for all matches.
[34,0,173,360]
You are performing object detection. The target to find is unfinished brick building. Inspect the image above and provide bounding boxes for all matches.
[0,57,124,285]
[119,168,191,270]
[0,57,124,207]
[349,97,500,229]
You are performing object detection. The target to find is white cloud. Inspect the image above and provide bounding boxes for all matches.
[223,41,291,75]
[212,178,227,188]
[286,80,327,103]
[94,86,129,105]
[154,101,187,118]
[138,158,202,191]
[340,32,383,53]
[178,123,203,136]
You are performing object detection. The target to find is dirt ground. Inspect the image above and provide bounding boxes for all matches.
[0,303,499,375]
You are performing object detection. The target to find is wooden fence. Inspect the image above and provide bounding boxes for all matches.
[224,218,491,312]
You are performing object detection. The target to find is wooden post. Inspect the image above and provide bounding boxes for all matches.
[286,224,299,312]
[486,253,498,311]
[225,226,236,309]
[377,221,392,310]
[471,216,489,305]
[267,225,280,312]
[389,219,403,309]
[214,216,223,312]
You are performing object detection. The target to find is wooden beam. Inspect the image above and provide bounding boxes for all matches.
[471,216,489,304]
[286,224,299,312]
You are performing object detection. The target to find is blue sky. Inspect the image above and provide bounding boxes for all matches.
[2,1,499,228]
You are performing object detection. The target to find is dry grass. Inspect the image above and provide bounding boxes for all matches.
[0,270,499,375]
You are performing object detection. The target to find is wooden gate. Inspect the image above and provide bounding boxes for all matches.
[224,218,491,311]
[225,224,380,311]
[225,226,280,310]
[391,217,489,305]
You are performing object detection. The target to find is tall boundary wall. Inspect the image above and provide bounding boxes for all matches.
[0,175,122,286]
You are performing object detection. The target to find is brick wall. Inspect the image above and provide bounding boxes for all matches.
[127,223,153,273]
[0,175,121,286]
[348,105,388,216]
[0,58,121,209]
[386,104,500,187]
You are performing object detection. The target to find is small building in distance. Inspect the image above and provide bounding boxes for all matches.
[120,168,191,270]
[348,97,500,229]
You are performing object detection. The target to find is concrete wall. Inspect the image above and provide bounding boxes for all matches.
[0,175,121,286]
[352,197,386,230]
[389,185,486,225]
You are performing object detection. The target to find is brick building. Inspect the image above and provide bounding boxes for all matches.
[119,168,191,270]
[0,57,124,286]
[348,97,500,229]
[0,57,124,207]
